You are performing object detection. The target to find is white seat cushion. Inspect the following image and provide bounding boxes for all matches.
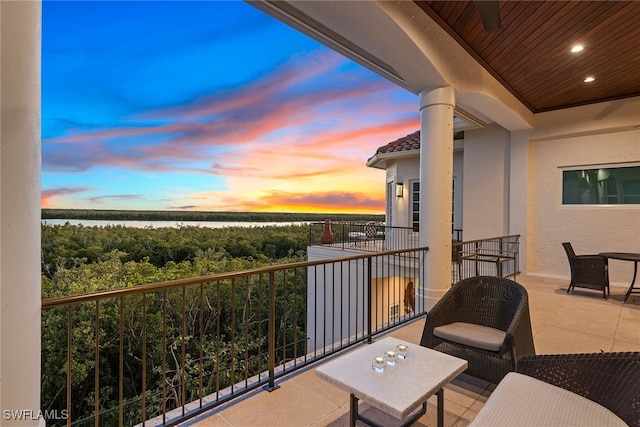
[470,372,626,427]
[433,322,505,351]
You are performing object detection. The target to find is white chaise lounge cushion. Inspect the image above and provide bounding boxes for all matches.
[470,372,626,427]
[433,322,505,351]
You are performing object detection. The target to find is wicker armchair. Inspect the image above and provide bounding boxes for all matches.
[420,276,535,384]
[562,242,610,299]
[516,352,640,426]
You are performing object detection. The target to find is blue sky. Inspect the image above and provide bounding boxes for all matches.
[41,1,419,213]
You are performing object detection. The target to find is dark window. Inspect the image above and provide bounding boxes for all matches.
[412,182,420,232]
[562,166,640,205]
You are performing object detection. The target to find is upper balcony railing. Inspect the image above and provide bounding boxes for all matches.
[308,221,405,252]
[307,222,517,283]
[308,221,464,254]
[41,246,428,427]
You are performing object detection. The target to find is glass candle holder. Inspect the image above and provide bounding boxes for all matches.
[372,356,385,373]
[385,350,397,366]
[396,344,408,359]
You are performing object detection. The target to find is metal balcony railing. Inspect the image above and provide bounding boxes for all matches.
[452,235,520,283]
[309,222,418,252]
[40,233,519,427]
[41,247,429,427]
[309,222,464,253]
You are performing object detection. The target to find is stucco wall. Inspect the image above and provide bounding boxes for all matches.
[462,124,511,240]
[387,150,464,232]
[392,157,417,228]
[376,97,640,285]
[453,150,464,232]
[1,2,44,422]
[528,128,640,284]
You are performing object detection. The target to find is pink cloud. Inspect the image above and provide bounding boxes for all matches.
[42,48,417,215]
[204,115,419,182]
[41,187,91,207]
[42,49,410,176]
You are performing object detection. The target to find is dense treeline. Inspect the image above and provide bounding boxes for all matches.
[42,208,384,223]
[40,223,318,425]
[41,223,311,294]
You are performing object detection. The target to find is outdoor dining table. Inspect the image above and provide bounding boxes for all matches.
[599,252,640,303]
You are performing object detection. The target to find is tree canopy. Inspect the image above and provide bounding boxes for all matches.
[41,222,316,425]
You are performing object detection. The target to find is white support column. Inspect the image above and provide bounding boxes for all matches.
[1,1,43,425]
[418,87,455,310]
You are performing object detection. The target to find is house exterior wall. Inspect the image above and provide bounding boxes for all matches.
[509,97,640,281]
[461,124,511,241]
[453,150,464,233]
[376,96,640,285]
[386,151,464,232]
[527,128,640,284]
[508,134,530,275]
[0,2,44,424]
[396,157,417,228]
[306,246,419,352]
[306,250,368,352]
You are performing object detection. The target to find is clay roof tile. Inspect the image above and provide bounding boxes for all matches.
[376,130,420,154]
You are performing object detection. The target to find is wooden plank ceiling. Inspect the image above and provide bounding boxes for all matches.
[415,1,640,113]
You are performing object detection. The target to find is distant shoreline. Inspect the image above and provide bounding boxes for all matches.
[41,208,385,223]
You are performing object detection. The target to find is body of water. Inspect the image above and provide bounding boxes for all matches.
[42,219,309,228]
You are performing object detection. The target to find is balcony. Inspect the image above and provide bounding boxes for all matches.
[188,275,640,426]
[41,245,429,426]
[308,222,461,253]
[40,237,639,426]
[308,222,519,283]
[308,222,416,253]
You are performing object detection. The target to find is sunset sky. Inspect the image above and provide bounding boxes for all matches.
[41,1,420,214]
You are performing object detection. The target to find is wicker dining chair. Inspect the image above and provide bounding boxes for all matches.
[516,352,640,426]
[421,276,535,384]
[562,242,610,299]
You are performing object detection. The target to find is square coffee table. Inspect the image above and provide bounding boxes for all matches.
[316,336,467,427]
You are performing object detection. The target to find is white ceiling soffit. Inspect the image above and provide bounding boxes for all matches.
[454,110,484,131]
[248,1,533,131]
[247,0,442,91]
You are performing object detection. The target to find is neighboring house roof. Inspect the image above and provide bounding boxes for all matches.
[367,130,465,169]
[366,131,420,170]
[375,131,420,154]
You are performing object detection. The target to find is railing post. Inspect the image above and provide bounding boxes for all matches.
[366,256,373,343]
[67,307,72,427]
[474,242,480,277]
[94,301,100,427]
[516,236,520,275]
[264,271,280,391]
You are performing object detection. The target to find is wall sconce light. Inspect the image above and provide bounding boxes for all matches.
[396,183,403,197]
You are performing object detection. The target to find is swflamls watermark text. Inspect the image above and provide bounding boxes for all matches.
[3,409,69,421]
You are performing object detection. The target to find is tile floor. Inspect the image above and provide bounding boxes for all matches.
[186,275,640,427]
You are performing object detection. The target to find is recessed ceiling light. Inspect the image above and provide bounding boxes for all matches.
[584,76,595,83]
[571,44,584,53]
